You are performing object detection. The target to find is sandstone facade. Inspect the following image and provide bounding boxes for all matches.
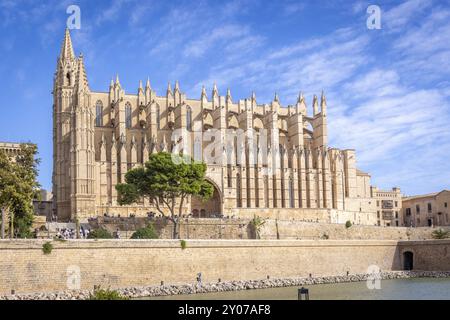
[403,190,450,227]
[0,142,22,160]
[53,29,385,224]
[82,217,446,241]
[372,187,403,227]
[0,239,449,295]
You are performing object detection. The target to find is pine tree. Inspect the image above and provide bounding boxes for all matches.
[116,152,213,239]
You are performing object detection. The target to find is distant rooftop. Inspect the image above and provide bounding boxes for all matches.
[403,190,450,201]
[0,141,36,147]
[0,142,22,148]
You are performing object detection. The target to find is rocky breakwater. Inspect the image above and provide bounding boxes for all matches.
[1,271,450,300]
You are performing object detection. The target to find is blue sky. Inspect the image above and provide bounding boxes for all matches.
[0,0,449,196]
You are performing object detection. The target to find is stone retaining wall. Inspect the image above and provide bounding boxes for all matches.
[83,217,448,240]
[0,239,449,296]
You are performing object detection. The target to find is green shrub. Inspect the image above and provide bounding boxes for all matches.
[345,220,352,229]
[249,215,266,239]
[87,228,113,239]
[131,224,158,239]
[89,287,128,300]
[42,242,53,255]
[180,239,187,250]
[432,229,450,239]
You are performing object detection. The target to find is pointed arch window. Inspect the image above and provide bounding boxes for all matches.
[95,101,103,127]
[264,176,269,208]
[125,103,132,129]
[186,107,192,131]
[194,137,202,162]
[156,105,161,130]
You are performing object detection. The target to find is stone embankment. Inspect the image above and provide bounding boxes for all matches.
[1,271,449,300]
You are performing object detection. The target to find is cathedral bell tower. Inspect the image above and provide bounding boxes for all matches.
[53,29,96,221]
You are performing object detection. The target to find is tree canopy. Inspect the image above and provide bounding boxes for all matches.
[131,224,158,239]
[0,144,40,238]
[116,152,214,238]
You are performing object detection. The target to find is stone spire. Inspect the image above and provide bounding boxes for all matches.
[251,91,256,101]
[321,90,327,115]
[109,78,114,98]
[201,85,208,105]
[296,91,307,114]
[145,77,152,103]
[274,92,279,103]
[321,90,326,105]
[313,94,319,116]
[115,74,121,87]
[226,88,232,102]
[167,82,173,96]
[298,91,305,104]
[138,80,143,96]
[201,86,207,98]
[212,83,219,98]
[174,80,180,92]
[74,53,89,91]
[60,28,75,61]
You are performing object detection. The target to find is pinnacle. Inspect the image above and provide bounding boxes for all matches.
[60,28,75,61]
[74,55,89,90]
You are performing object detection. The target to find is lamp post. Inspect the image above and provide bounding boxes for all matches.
[298,287,310,300]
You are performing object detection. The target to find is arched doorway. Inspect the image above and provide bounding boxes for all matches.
[191,180,222,218]
[403,251,414,270]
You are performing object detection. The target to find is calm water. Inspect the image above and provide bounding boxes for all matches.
[145,278,450,300]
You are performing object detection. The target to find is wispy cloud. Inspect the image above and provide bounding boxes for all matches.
[185,1,450,194]
[184,24,253,58]
[383,0,432,31]
[96,0,129,25]
[283,2,305,15]
[1,0,449,194]
[392,7,450,83]
[189,27,370,102]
